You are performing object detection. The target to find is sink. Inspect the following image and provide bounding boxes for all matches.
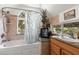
[52,36,79,43]
[62,37,79,43]
[52,36,62,39]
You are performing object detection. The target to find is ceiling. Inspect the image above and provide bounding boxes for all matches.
[41,4,78,16]
[0,4,78,16]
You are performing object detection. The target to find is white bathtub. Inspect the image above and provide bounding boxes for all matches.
[0,39,41,55]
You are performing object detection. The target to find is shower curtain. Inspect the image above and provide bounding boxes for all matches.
[2,7,41,44]
[24,11,41,44]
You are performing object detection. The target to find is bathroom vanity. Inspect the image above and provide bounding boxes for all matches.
[50,36,79,55]
[41,38,50,55]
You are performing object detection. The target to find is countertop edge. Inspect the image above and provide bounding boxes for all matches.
[50,36,79,49]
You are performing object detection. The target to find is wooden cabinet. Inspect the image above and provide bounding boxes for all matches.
[61,49,72,55]
[41,41,49,55]
[50,38,79,55]
[50,42,60,55]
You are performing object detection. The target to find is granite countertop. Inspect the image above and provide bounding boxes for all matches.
[51,36,79,48]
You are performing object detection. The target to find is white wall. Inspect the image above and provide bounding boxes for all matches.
[41,4,78,16]
[0,18,4,42]
[59,5,79,24]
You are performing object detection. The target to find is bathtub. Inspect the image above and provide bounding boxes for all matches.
[0,39,41,55]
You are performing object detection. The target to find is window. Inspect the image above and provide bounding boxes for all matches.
[63,22,79,39]
[52,25,61,36]
[17,18,25,35]
[17,11,25,35]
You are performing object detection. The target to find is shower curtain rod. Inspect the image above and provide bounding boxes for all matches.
[1,7,42,15]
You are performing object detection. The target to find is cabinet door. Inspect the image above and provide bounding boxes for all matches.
[50,38,79,55]
[61,49,73,55]
[51,43,60,55]
[41,41,49,55]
